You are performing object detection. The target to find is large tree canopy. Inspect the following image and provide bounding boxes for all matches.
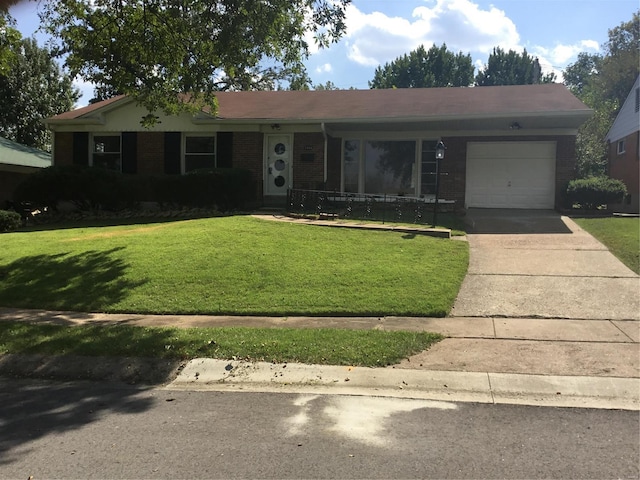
[40,0,349,123]
[369,44,474,89]
[0,13,21,74]
[0,36,79,149]
[475,47,556,86]
[563,11,639,177]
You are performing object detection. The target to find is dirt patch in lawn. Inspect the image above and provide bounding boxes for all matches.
[65,224,170,242]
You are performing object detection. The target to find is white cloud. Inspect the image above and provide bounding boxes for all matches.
[341,0,521,67]
[533,39,600,66]
[315,63,333,73]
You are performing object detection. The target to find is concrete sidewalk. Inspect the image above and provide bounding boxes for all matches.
[1,308,638,409]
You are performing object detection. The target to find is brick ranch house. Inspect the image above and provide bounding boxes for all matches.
[45,84,591,210]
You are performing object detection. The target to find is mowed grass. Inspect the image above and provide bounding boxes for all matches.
[573,217,639,274]
[0,321,442,367]
[0,216,468,316]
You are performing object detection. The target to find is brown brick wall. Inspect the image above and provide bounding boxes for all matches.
[53,132,74,166]
[608,131,640,213]
[232,132,263,198]
[292,132,325,190]
[137,132,165,174]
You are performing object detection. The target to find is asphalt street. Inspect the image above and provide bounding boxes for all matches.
[1,379,638,479]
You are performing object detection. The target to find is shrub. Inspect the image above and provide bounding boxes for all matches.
[14,165,128,211]
[566,177,627,210]
[0,210,21,232]
[14,166,255,212]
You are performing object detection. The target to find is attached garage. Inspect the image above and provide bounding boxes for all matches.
[465,141,557,209]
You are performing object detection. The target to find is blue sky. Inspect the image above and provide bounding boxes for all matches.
[9,0,638,105]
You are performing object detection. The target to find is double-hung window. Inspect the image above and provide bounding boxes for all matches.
[184,135,216,173]
[92,134,121,171]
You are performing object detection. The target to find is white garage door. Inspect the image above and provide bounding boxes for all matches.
[465,141,556,209]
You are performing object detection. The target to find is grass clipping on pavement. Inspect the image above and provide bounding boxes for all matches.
[0,321,443,367]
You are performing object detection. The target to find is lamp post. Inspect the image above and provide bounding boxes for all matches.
[432,140,446,227]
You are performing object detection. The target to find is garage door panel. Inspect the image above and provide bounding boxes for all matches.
[466,142,556,209]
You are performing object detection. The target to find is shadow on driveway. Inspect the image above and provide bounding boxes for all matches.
[463,209,572,234]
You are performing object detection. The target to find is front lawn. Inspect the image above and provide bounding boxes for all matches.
[0,321,442,367]
[573,217,639,274]
[0,216,468,316]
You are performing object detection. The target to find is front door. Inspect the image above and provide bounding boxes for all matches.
[264,134,292,196]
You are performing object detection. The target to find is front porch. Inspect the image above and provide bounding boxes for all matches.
[286,189,456,226]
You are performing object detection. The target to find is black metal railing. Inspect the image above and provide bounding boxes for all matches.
[286,189,454,225]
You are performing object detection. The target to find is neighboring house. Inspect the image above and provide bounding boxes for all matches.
[45,84,591,210]
[0,136,52,208]
[605,74,640,213]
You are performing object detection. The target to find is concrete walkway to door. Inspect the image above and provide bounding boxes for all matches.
[450,209,639,320]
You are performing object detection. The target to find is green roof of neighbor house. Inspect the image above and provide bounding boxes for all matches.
[0,136,51,169]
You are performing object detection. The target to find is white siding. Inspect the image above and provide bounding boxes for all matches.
[606,75,640,142]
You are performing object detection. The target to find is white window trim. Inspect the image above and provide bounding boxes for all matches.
[182,133,217,174]
[90,133,122,172]
[617,139,626,155]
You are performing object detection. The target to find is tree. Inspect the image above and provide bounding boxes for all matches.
[369,44,474,89]
[563,11,639,177]
[475,47,556,86]
[0,14,21,74]
[0,37,79,150]
[314,81,339,90]
[40,0,349,124]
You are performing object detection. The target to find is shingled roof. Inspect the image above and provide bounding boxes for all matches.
[47,84,591,131]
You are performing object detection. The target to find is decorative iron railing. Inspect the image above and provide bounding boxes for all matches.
[286,189,454,225]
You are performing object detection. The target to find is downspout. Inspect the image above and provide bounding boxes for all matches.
[321,122,328,185]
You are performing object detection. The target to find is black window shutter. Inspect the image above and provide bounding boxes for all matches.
[164,132,181,174]
[121,132,137,174]
[72,132,89,166]
[217,132,233,168]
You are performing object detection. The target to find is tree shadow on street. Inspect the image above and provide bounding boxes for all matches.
[0,378,161,467]
[0,248,145,311]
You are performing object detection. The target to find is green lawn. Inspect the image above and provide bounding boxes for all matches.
[0,216,469,317]
[0,321,442,367]
[573,217,639,274]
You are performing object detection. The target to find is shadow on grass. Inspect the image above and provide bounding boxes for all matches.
[0,248,146,311]
[18,215,197,232]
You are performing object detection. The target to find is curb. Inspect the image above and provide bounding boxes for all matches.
[165,359,640,411]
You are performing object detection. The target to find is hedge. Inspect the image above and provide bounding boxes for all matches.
[565,176,627,210]
[14,166,255,212]
[0,210,21,232]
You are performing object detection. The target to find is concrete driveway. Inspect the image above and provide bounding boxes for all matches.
[450,209,640,320]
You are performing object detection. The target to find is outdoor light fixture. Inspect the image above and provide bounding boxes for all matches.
[433,140,446,227]
[435,140,446,160]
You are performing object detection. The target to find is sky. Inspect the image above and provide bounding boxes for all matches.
[9,0,639,107]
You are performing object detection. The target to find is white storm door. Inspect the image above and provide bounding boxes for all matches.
[265,134,292,196]
[465,142,556,209]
